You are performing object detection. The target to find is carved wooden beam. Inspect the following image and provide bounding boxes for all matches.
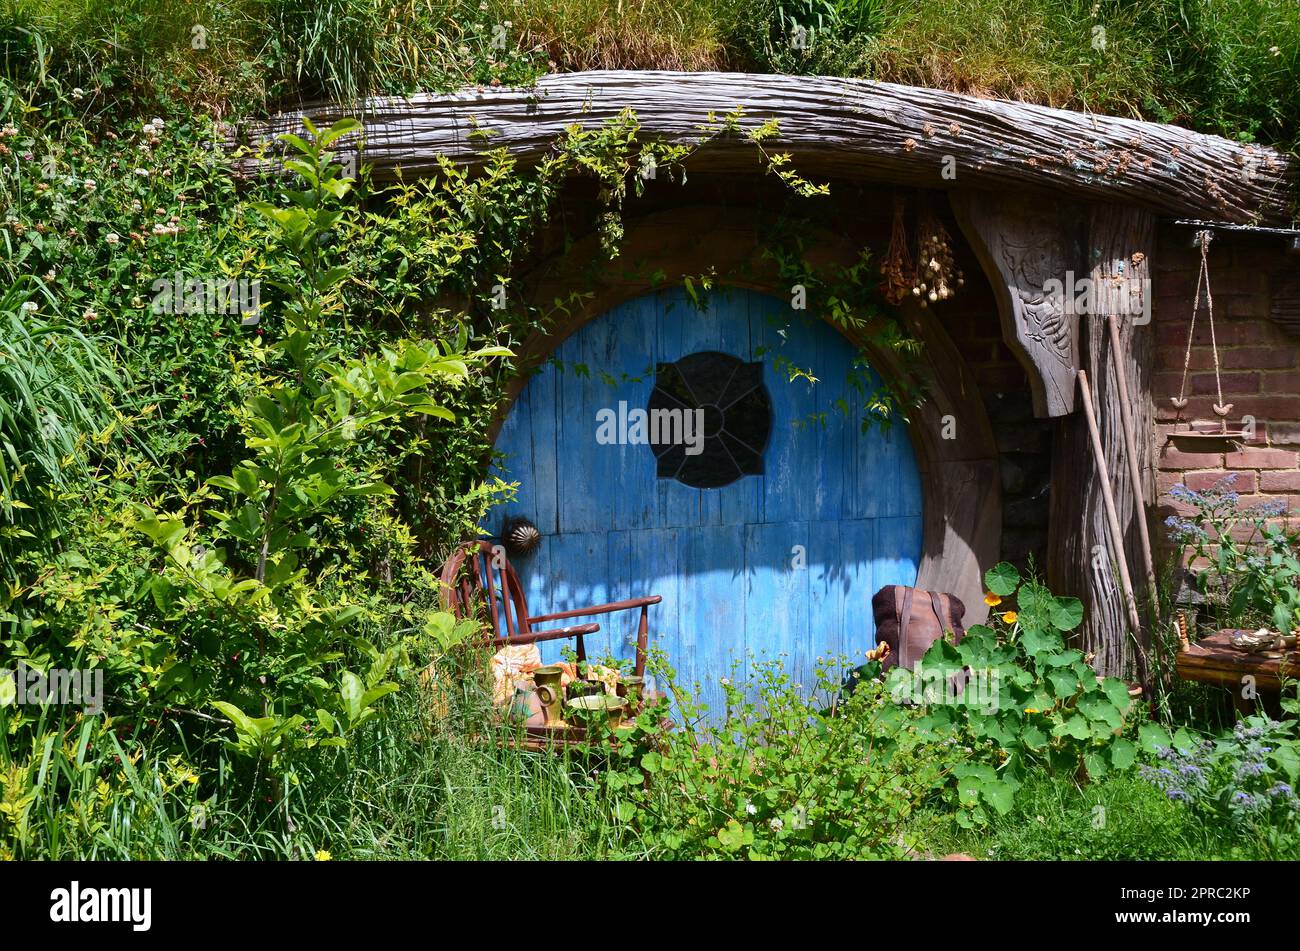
[951,191,1084,417]
[230,70,1296,226]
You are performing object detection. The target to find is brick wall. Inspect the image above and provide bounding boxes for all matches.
[1152,227,1300,562]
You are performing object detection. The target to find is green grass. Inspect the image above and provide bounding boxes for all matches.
[2,0,1298,152]
[920,771,1300,861]
[3,685,616,860]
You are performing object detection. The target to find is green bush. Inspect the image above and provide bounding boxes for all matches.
[884,562,1138,827]
[586,654,949,859]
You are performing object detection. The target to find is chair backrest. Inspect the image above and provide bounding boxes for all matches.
[439,540,530,641]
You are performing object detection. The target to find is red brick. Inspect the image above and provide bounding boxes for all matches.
[1223,295,1270,319]
[1158,446,1224,470]
[1224,448,1298,469]
[1192,371,1259,395]
[1185,470,1257,492]
[1263,371,1300,393]
[1229,519,1272,542]
[1261,471,1300,492]
[1156,274,1193,297]
[1231,396,1300,419]
[1156,347,1216,371]
[1211,272,1267,295]
[1212,322,1272,346]
[1223,347,1297,369]
[1231,245,1287,270]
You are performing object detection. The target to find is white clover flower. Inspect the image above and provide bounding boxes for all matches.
[72,87,85,100]
[20,300,38,312]
[150,117,165,129]
[131,200,142,211]
[83,308,97,320]
[746,802,757,815]
[769,818,783,831]
[133,168,149,177]
[82,179,96,192]
[105,232,120,245]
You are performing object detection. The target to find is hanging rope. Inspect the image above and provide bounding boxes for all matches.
[1172,229,1231,431]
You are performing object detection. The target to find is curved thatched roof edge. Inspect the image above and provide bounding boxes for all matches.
[229,70,1297,226]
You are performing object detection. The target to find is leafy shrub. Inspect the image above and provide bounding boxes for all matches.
[1165,473,1298,633]
[885,562,1138,826]
[588,654,948,859]
[1138,711,1300,853]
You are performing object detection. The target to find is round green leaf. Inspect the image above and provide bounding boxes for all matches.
[1049,596,1084,631]
[985,562,1020,597]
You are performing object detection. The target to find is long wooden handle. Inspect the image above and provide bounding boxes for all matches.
[1077,370,1146,649]
[1107,314,1159,616]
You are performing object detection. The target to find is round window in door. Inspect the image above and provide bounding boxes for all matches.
[648,350,771,489]
[491,286,923,720]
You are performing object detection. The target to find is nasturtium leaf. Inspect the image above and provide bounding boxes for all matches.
[1021,723,1049,750]
[1083,751,1109,780]
[1053,715,1091,740]
[1109,738,1137,770]
[716,819,745,850]
[1048,669,1081,700]
[1049,596,1085,631]
[1138,722,1172,755]
[982,781,1017,815]
[1102,678,1134,713]
[1078,697,1122,731]
[985,562,1020,597]
[1020,627,1064,659]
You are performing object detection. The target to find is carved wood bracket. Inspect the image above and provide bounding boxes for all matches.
[951,191,1084,418]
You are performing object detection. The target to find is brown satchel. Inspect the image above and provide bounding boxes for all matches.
[871,585,967,671]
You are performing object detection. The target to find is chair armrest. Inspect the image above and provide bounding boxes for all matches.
[527,595,662,624]
[492,622,600,649]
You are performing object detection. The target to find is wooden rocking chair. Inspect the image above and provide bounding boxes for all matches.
[438,539,660,678]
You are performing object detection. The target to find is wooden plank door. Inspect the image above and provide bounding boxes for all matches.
[492,287,923,718]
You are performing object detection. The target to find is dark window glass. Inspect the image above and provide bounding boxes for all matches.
[649,351,771,489]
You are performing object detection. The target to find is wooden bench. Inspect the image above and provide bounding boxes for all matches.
[1175,629,1299,711]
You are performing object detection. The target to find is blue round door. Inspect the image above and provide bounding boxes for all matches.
[492,286,922,715]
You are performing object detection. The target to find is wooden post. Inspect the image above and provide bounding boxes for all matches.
[1048,204,1155,680]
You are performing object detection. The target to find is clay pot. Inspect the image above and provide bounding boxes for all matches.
[566,694,627,731]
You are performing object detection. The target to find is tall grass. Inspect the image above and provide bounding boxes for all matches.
[1,681,614,860]
[2,0,1297,150]
[0,278,124,577]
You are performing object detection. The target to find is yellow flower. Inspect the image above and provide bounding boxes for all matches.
[984,592,1002,607]
[1024,708,1040,715]
[1002,611,1018,624]
[314,850,332,861]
